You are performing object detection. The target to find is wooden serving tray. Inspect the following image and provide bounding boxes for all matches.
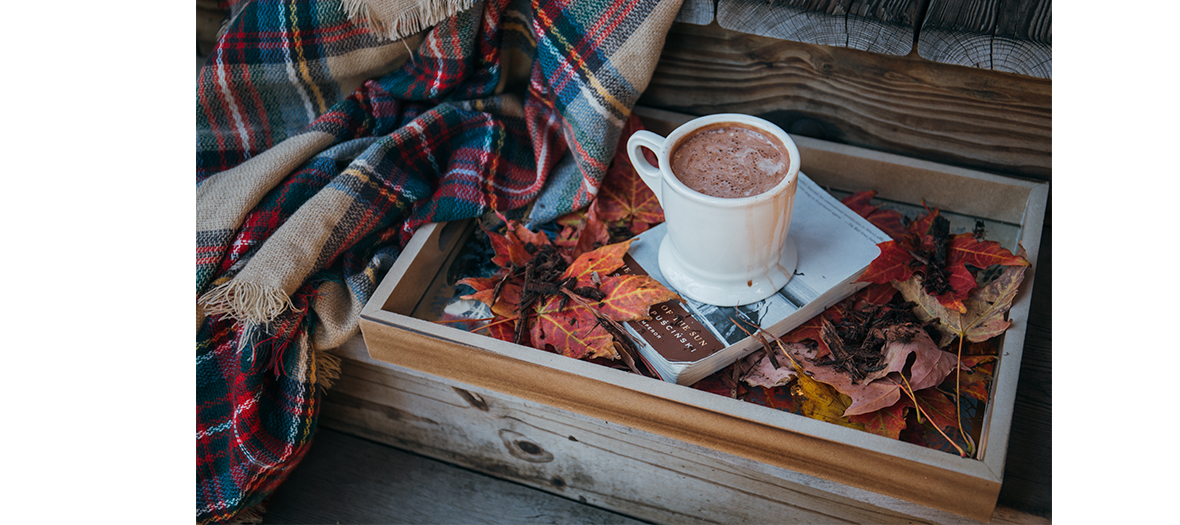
[353,108,1048,522]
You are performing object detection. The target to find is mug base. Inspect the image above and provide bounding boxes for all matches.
[658,237,798,307]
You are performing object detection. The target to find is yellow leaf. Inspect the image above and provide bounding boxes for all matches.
[793,366,865,431]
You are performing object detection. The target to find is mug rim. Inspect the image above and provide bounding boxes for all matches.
[658,113,801,207]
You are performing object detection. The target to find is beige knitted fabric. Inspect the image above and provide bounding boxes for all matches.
[342,0,479,41]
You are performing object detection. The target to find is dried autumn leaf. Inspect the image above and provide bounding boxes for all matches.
[841,191,908,240]
[741,350,799,389]
[562,239,634,286]
[930,261,977,313]
[597,151,665,231]
[779,342,896,415]
[857,240,919,285]
[460,276,522,318]
[782,333,955,418]
[792,362,865,430]
[862,324,958,393]
[896,263,1028,345]
[856,282,899,307]
[840,191,879,218]
[952,355,996,402]
[849,399,910,439]
[948,233,1031,269]
[915,388,959,433]
[486,317,517,344]
[571,203,611,260]
[530,295,616,360]
[588,274,680,322]
[487,218,552,269]
[908,207,940,238]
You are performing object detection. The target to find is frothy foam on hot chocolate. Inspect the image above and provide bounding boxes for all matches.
[670,124,789,199]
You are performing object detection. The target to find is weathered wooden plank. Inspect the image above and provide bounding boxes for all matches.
[718,1,854,49]
[267,427,1048,524]
[638,21,1051,180]
[321,356,943,524]
[917,0,1051,78]
[262,427,647,524]
[675,0,715,25]
[716,0,918,56]
[847,0,922,54]
[317,333,1049,523]
[991,0,1051,77]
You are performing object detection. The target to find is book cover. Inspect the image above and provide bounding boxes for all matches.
[617,172,891,385]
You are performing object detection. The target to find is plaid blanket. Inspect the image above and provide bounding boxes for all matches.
[195,0,681,522]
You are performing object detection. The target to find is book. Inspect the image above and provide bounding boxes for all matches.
[615,172,891,385]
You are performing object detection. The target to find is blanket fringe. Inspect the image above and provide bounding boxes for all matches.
[342,0,478,41]
[314,348,342,389]
[199,281,300,326]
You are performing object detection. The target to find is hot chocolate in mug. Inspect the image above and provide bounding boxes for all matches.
[627,113,801,306]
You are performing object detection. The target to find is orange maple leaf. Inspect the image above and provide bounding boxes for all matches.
[562,239,633,286]
[459,276,521,318]
[531,295,616,360]
[588,274,680,322]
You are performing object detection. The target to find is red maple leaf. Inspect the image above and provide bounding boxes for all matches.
[459,276,522,318]
[849,398,910,440]
[914,388,960,433]
[858,241,919,285]
[841,191,908,240]
[486,317,518,344]
[908,206,940,238]
[855,282,899,308]
[857,207,1027,313]
[948,233,1031,269]
[531,296,616,360]
[571,203,611,261]
[487,215,552,269]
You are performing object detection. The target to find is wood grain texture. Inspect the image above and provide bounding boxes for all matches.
[674,0,715,25]
[917,0,1051,78]
[717,0,919,56]
[637,21,1051,179]
[320,356,947,524]
[261,428,646,524]
[313,335,1050,523]
[265,427,1048,524]
[718,1,854,49]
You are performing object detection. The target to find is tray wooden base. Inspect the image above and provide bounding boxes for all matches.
[321,336,1047,524]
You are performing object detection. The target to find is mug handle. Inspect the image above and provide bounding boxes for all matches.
[627,130,665,206]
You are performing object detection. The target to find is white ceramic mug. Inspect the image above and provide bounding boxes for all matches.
[627,114,801,306]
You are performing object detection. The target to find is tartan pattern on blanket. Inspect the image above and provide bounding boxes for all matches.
[196,0,680,522]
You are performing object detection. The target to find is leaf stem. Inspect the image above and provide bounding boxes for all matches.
[901,374,967,457]
[472,315,518,334]
[898,373,923,424]
[955,334,970,455]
